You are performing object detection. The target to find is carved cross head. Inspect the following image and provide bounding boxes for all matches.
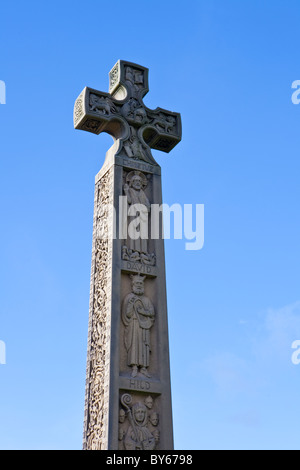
[74,60,182,166]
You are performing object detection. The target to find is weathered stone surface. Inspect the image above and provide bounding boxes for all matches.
[75,60,182,450]
[74,60,182,162]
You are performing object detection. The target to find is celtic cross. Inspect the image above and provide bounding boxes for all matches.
[74,60,182,165]
[74,60,181,450]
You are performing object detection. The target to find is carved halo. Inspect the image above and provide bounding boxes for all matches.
[126,170,148,189]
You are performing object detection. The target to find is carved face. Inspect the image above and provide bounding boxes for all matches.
[144,396,153,409]
[150,413,159,426]
[119,409,126,423]
[134,405,146,424]
[132,279,144,295]
[153,429,160,443]
[131,175,143,191]
[126,171,148,191]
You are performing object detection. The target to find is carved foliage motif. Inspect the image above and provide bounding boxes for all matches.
[119,393,160,450]
[84,168,113,450]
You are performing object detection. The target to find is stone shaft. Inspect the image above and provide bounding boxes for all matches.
[83,149,174,450]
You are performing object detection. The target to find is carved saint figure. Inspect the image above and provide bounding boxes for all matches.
[124,402,156,451]
[122,275,155,378]
[124,170,151,255]
[123,127,154,164]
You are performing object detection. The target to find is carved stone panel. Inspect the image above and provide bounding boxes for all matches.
[122,274,155,379]
[74,91,84,127]
[109,62,120,94]
[89,94,117,116]
[83,168,113,450]
[119,393,161,451]
[120,274,158,380]
[121,169,156,265]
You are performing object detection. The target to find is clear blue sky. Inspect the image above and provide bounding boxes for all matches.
[1,0,300,450]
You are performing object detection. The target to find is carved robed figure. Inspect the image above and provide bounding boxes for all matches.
[123,171,151,256]
[122,274,155,378]
[124,402,155,450]
[74,60,182,450]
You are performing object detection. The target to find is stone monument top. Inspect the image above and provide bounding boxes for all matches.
[74,60,182,166]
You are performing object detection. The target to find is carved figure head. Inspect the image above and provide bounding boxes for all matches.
[132,175,143,190]
[119,409,126,423]
[144,395,154,410]
[130,274,146,295]
[126,171,148,191]
[149,412,159,426]
[152,429,160,444]
[118,428,125,441]
[132,402,148,427]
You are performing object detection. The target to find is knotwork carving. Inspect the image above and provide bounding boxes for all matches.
[109,62,120,92]
[74,91,84,126]
[84,168,113,450]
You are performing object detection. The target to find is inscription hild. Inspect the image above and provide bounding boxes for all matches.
[126,378,161,395]
[119,376,162,395]
[129,379,151,391]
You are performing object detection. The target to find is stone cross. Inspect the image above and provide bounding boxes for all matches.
[74,60,182,451]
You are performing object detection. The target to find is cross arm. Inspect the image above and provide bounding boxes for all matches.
[141,106,182,154]
[73,87,128,140]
